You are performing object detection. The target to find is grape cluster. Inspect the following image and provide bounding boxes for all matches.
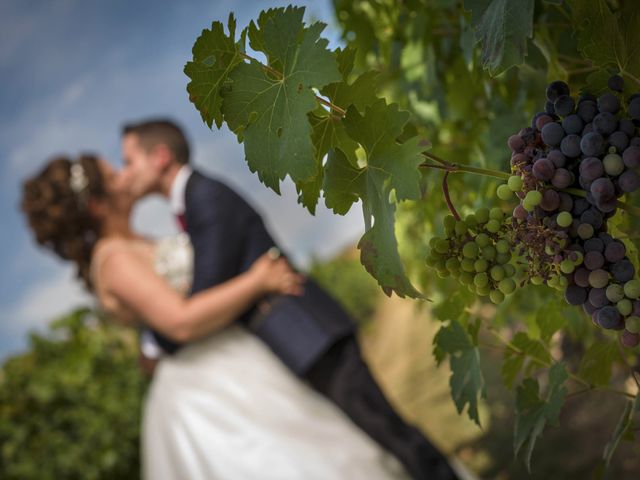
[426,208,519,305]
[497,76,640,348]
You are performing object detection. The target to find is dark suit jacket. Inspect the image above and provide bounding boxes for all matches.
[153,170,354,375]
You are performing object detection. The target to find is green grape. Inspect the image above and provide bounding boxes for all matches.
[476,284,491,296]
[495,239,510,254]
[445,257,460,272]
[475,233,491,248]
[490,265,505,281]
[496,184,511,200]
[490,289,505,304]
[459,272,474,285]
[560,259,575,274]
[490,207,504,221]
[465,214,478,228]
[625,316,640,334]
[426,255,438,267]
[475,207,490,224]
[455,221,468,236]
[496,252,511,264]
[462,242,479,259]
[530,275,544,285]
[486,219,501,233]
[522,200,535,212]
[474,259,489,273]
[498,278,516,295]
[589,269,609,288]
[547,275,559,288]
[461,258,476,273]
[557,276,569,289]
[606,284,625,303]
[503,264,516,278]
[572,251,583,266]
[474,272,489,288]
[434,258,447,271]
[525,190,542,206]
[443,215,456,232]
[482,245,497,261]
[508,175,523,192]
[434,238,450,254]
[617,298,633,316]
[437,269,450,278]
[556,211,573,228]
[624,279,640,299]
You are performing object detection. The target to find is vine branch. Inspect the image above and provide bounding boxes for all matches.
[442,172,461,221]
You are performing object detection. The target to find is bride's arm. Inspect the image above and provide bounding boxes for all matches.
[99,250,303,342]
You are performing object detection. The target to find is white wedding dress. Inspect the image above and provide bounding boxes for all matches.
[140,234,409,480]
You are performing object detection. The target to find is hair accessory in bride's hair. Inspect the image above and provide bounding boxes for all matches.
[69,161,89,206]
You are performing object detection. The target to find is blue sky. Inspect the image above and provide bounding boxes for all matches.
[0,0,364,360]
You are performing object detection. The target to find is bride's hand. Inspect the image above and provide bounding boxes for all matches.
[250,253,305,296]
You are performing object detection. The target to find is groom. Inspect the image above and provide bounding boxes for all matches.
[119,118,458,480]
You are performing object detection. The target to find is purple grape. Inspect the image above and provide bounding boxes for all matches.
[593,112,617,136]
[629,97,640,120]
[541,122,565,147]
[545,101,556,115]
[597,197,617,213]
[547,149,566,167]
[583,237,604,253]
[597,93,620,114]
[558,192,574,212]
[551,168,573,189]
[532,158,555,181]
[618,169,640,192]
[580,208,604,229]
[597,306,622,329]
[621,330,640,348]
[511,153,529,167]
[583,301,598,315]
[572,198,590,216]
[561,134,581,157]
[612,259,635,282]
[565,285,588,305]
[508,134,525,152]
[577,100,598,123]
[619,118,636,137]
[540,189,560,211]
[608,74,624,92]
[513,204,528,220]
[631,137,640,147]
[589,269,610,288]
[634,301,640,316]
[580,133,605,156]
[582,123,594,135]
[555,95,576,117]
[590,177,615,202]
[584,251,605,270]
[622,145,640,168]
[534,113,554,131]
[574,268,591,288]
[608,131,629,152]
[589,287,610,308]
[562,114,583,134]
[546,81,570,102]
[604,241,626,262]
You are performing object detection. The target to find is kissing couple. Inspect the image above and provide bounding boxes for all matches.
[21,118,459,480]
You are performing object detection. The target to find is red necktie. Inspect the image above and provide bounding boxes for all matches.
[176,213,187,232]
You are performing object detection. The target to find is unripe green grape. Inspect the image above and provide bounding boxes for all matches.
[429,237,439,248]
[434,258,447,271]
[606,284,625,303]
[490,265,505,281]
[461,258,476,272]
[525,190,542,207]
[530,275,544,285]
[556,211,573,228]
[459,272,474,285]
[624,279,640,299]
[603,153,624,176]
[557,276,569,289]
[426,255,438,267]
[497,184,512,200]
[490,207,504,222]
[443,215,456,232]
[486,219,501,233]
[503,264,516,278]
[475,207,490,224]
[437,269,450,278]
[560,259,575,274]
[572,251,583,266]
[617,298,633,316]
[462,242,479,259]
[589,269,609,288]
[445,257,460,272]
[490,289,505,304]
[495,239,510,254]
[545,244,556,256]
[475,233,491,248]
[474,258,489,273]
[482,245,497,261]
[625,316,640,334]
[508,175,523,192]
[547,275,559,288]
[522,200,535,212]
[498,278,516,295]
[465,214,478,228]
[434,239,450,254]
[496,252,511,264]
[476,284,491,296]
[450,269,461,278]
[474,272,489,288]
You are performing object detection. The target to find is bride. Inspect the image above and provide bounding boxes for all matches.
[21,154,409,479]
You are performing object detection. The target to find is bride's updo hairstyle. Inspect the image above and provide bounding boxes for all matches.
[21,154,106,290]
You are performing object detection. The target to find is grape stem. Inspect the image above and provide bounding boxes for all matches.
[442,172,461,221]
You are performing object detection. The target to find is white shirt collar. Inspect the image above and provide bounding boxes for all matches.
[169,165,193,215]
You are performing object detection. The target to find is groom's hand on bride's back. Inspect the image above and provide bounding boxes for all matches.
[249,253,305,297]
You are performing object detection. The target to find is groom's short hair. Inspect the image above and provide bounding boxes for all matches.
[122,119,190,165]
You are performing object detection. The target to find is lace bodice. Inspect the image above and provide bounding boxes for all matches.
[153,233,194,295]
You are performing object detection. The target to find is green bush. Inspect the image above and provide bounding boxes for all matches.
[0,308,147,480]
[308,250,381,327]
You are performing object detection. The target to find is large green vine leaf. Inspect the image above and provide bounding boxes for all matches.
[514,362,568,472]
[464,0,535,75]
[222,6,341,193]
[324,100,424,298]
[184,14,244,129]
